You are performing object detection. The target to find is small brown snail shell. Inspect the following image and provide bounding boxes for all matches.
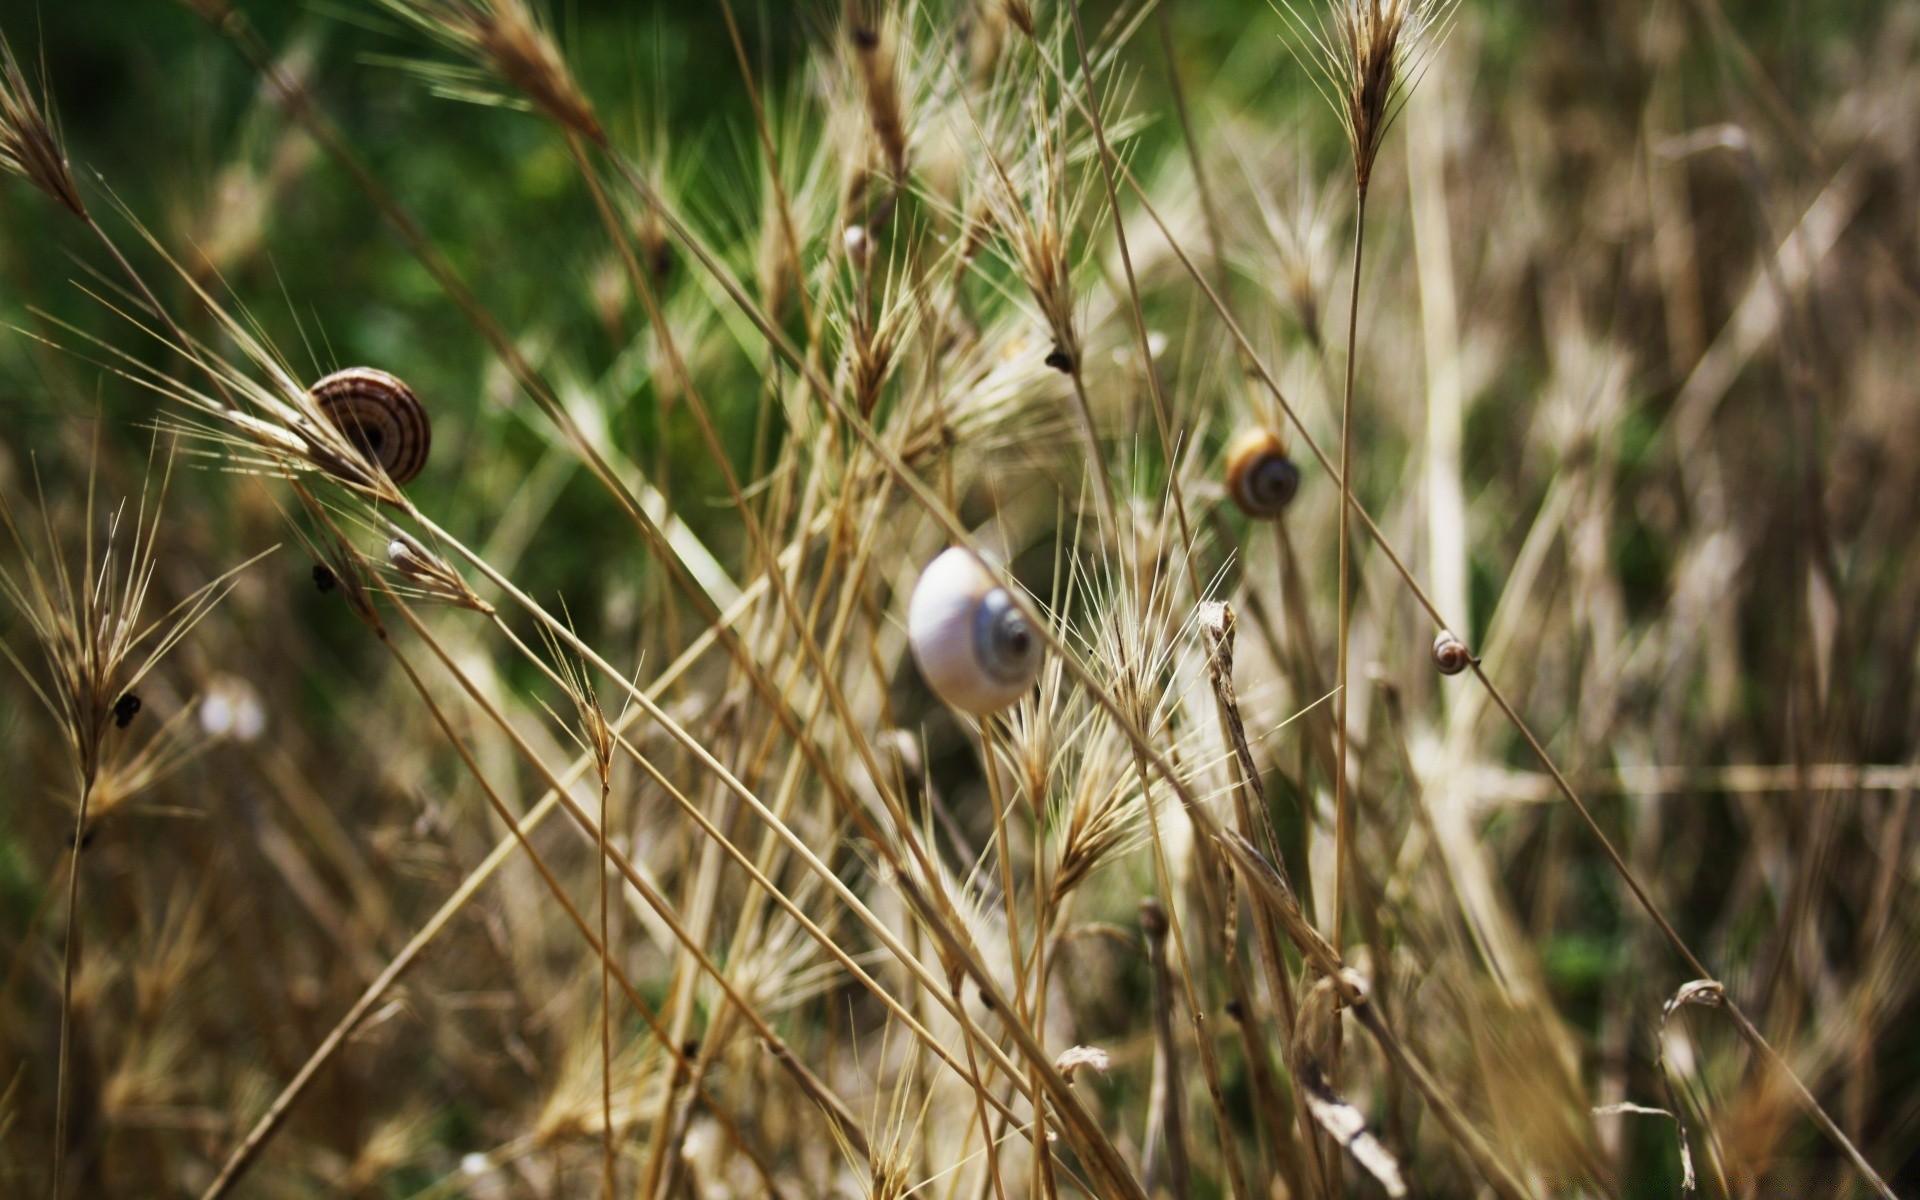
[311,367,431,486]
[1225,428,1300,518]
[1431,631,1474,676]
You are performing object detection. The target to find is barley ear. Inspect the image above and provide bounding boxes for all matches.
[0,32,85,217]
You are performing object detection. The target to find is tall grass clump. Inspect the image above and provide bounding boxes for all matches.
[2,2,1918,1198]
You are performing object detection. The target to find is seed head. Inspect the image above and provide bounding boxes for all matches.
[1282,0,1457,192]
[0,33,86,217]
[0,449,258,799]
[377,0,603,143]
[1003,0,1035,39]
[846,3,907,185]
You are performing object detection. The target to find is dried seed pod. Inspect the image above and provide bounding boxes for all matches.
[907,548,1043,715]
[1431,631,1473,676]
[386,532,493,614]
[1225,428,1301,518]
[311,367,431,486]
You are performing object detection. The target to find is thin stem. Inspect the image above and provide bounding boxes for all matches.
[598,764,614,1198]
[1334,187,1369,965]
[200,791,565,1200]
[1067,0,1202,602]
[50,777,91,1200]
[953,974,1011,1200]
[1140,899,1191,1200]
[197,562,759,1200]
[1064,365,1124,556]
[980,720,1052,1197]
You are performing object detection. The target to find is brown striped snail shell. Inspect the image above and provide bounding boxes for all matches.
[310,367,431,486]
[1431,631,1474,676]
[1225,428,1300,518]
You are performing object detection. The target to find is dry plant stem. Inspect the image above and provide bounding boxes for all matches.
[981,79,1892,1187]
[1063,366,1124,553]
[698,483,888,1037]
[1065,0,1202,602]
[1219,833,1532,1200]
[1154,0,1229,291]
[50,778,91,1200]
[899,903,1144,1200]
[564,131,926,855]
[1026,870,1059,1200]
[1123,742,1255,1200]
[1154,0,1269,430]
[198,578,773,1200]
[195,5,736,617]
[81,217,243,414]
[990,744,1060,1200]
[41,217,244,1200]
[392,521,1117,1187]
[556,236,1059,1182]
[376,624,772,1194]
[715,0,815,343]
[1324,190,1368,1199]
[200,789,565,1200]
[978,723,1048,1185]
[951,976,1011,1200]
[417,614,880,1161]
[1470,665,1898,1200]
[380,631,764,1195]
[635,570,850,1200]
[1140,900,1192,1200]
[472,614,1068,1175]
[558,137,967,976]
[540,37,1879,1198]
[581,143,1257,1200]
[598,704,1046,1159]
[1333,188,1368,966]
[1202,607,1304,1029]
[1200,608,1317,1200]
[596,763,614,1199]
[1066,14,1252,1186]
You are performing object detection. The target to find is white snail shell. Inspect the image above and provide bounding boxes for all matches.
[908,548,1044,715]
[1431,631,1473,676]
[1225,428,1300,518]
[311,367,431,486]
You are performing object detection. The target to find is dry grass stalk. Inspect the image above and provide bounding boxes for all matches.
[0,33,84,217]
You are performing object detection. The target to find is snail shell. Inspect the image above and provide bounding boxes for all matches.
[1225,428,1300,518]
[908,548,1043,715]
[1431,631,1474,676]
[311,367,431,486]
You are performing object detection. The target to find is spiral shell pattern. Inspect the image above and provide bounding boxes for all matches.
[1431,631,1473,676]
[1225,428,1300,518]
[908,548,1044,715]
[311,367,431,486]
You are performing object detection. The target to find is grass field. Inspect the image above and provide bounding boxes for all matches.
[3,1,1919,1196]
